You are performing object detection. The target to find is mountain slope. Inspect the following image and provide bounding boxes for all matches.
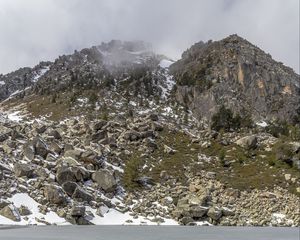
[0,36,299,227]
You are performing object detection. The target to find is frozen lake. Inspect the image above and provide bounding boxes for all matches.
[0,226,299,240]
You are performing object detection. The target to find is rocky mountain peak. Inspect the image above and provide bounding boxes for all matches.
[170,35,300,124]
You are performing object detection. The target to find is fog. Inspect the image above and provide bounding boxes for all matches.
[0,0,299,74]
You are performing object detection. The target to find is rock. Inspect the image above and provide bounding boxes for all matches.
[34,138,49,158]
[284,174,291,181]
[70,205,85,217]
[93,120,107,131]
[189,206,208,218]
[135,176,154,188]
[18,205,32,216]
[206,171,216,179]
[0,199,11,209]
[123,130,140,141]
[48,130,61,139]
[62,181,78,196]
[92,169,117,192]
[23,144,35,161]
[181,216,194,225]
[56,167,77,185]
[0,204,21,222]
[207,207,222,220]
[221,207,235,216]
[164,145,176,154]
[235,135,257,149]
[64,150,83,161]
[91,130,107,142]
[72,186,93,203]
[14,163,34,178]
[44,184,67,205]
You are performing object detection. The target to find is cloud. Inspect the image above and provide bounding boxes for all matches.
[0,0,299,74]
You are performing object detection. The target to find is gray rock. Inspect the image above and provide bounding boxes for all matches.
[44,184,67,205]
[62,181,78,196]
[92,169,117,192]
[235,135,257,149]
[18,205,32,216]
[189,206,208,218]
[70,205,85,217]
[207,207,222,220]
[0,204,21,222]
[56,167,77,185]
[72,186,94,203]
[14,163,34,178]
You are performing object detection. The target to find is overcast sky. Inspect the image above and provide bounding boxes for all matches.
[0,0,299,74]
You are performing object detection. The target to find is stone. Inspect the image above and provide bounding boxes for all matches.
[0,204,21,222]
[207,207,222,220]
[91,130,107,142]
[64,150,82,161]
[48,130,61,139]
[34,138,49,158]
[56,167,77,185]
[70,205,85,217]
[62,181,78,196]
[235,135,257,149]
[18,205,32,216]
[284,174,291,181]
[23,144,35,161]
[189,206,208,218]
[72,186,94,203]
[93,120,107,131]
[92,169,117,192]
[44,184,67,205]
[14,163,34,178]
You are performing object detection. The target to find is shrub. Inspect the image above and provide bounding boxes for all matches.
[123,155,141,190]
[211,105,251,131]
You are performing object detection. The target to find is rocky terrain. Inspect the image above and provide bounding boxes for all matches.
[0,35,299,226]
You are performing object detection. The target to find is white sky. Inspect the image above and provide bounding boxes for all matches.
[0,0,299,74]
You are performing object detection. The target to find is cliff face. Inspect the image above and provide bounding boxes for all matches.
[170,34,300,124]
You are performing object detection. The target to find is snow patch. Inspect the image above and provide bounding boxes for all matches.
[32,67,50,83]
[159,59,174,69]
[0,193,69,225]
[256,121,268,127]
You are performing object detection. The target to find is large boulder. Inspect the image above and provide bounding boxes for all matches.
[207,207,222,220]
[92,169,117,192]
[56,167,77,185]
[0,204,21,222]
[44,184,67,205]
[34,138,50,158]
[72,187,93,203]
[14,163,35,178]
[235,135,257,149]
[70,205,85,217]
[62,181,78,196]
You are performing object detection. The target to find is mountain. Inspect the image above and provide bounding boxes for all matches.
[0,36,299,227]
[170,34,300,124]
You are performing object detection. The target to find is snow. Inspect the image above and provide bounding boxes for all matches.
[7,111,23,122]
[256,121,268,127]
[105,162,124,173]
[159,59,174,69]
[0,193,69,225]
[32,67,50,82]
[0,81,5,85]
[86,206,178,225]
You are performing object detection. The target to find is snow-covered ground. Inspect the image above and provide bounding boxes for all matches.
[0,193,178,226]
[0,193,68,225]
